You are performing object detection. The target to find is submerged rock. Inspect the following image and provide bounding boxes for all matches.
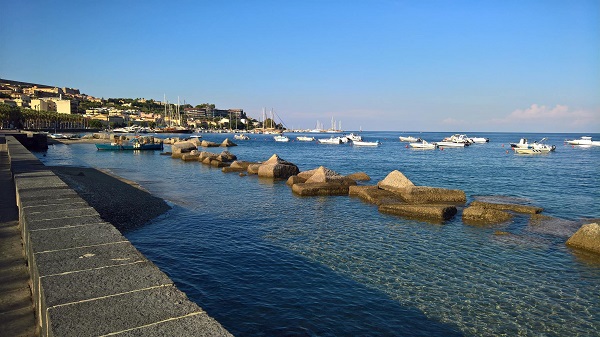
[399,186,466,204]
[379,203,457,221]
[462,206,513,225]
[349,185,403,205]
[566,223,600,255]
[469,201,543,214]
[292,182,353,196]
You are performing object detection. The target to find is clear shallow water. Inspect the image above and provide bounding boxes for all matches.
[37,132,600,336]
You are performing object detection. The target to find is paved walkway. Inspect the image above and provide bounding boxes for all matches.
[0,134,37,337]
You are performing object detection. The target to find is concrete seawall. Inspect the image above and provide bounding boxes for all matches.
[3,135,233,336]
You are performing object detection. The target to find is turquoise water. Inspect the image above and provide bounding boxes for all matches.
[37,132,600,336]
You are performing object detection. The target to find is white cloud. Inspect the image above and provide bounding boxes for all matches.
[490,104,599,132]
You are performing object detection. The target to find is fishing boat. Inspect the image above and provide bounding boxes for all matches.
[296,136,315,142]
[399,136,420,142]
[318,136,342,144]
[442,134,472,144]
[434,141,466,148]
[234,134,250,140]
[409,140,436,149]
[96,137,163,151]
[273,134,290,142]
[353,140,380,147]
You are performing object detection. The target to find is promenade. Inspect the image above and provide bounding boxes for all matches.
[0,131,232,337]
[0,131,37,336]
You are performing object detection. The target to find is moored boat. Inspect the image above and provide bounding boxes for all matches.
[296,136,315,142]
[234,134,250,140]
[318,136,342,144]
[409,140,436,149]
[353,140,380,147]
[399,136,420,142]
[468,136,489,143]
[346,133,363,142]
[273,134,290,142]
[435,141,466,148]
[513,138,556,153]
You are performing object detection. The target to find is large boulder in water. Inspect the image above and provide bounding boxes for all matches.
[216,151,237,162]
[257,154,299,179]
[201,140,219,147]
[171,141,197,154]
[221,138,237,147]
[292,182,352,196]
[304,166,355,185]
[377,170,415,193]
[566,223,600,255]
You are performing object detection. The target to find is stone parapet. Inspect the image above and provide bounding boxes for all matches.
[5,136,232,337]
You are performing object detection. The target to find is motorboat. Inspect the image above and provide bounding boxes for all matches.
[435,141,466,148]
[234,134,250,140]
[399,136,420,142]
[565,136,598,146]
[442,134,472,144]
[296,136,315,142]
[353,140,380,147]
[409,140,436,149]
[273,135,290,142]
[513,138,556,153]
[468,136,489,143]
[346,133,363,142]
[96,136,163,151]
[318,136,342,144]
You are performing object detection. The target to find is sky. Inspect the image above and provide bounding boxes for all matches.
[1,0,598,132]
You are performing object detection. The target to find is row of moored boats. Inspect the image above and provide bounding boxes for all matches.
[401,134,490,150]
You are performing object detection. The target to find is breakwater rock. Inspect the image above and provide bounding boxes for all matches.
[380,203,458,221]
[566,223,600,255]
[290,166,357,196]
[257,154,299,179]
[462,205,513,225]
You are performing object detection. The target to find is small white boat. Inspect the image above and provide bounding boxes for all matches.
[469,137,489,143]
[399,136,419,142]
[353,140,380,147]
[346,133,363,142]
[442,134,472,144]
[318,136,342,144]
[435,141,466,148]
[296,136,315,142]
[565,136,593,146]
[409,140,436,149]
[234,134,249,140]
[49,133,67,139]
[273,135,290,142]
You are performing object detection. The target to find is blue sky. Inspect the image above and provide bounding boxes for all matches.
[1,0,598,132]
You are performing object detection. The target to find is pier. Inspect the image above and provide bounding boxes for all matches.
[0,132,232,336]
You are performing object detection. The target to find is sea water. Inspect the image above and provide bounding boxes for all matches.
[37,132,600,336]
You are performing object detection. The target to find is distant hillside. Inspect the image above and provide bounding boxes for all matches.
[0,78,55,88]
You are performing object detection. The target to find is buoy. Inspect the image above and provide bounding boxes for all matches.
[405,145,408,148]
[502,144,504,147]
[506,150,509,154]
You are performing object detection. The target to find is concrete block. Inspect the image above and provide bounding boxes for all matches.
[47,286,206,336]
[34,241,147,277]
[28,222,125,254]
